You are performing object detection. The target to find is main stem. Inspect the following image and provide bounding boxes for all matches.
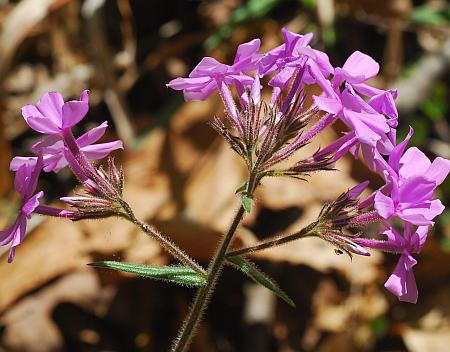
[171,205,246,352]
[171,172,257,352]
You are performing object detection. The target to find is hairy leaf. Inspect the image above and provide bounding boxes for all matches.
[227,256,295,307]
[88,261,206,287]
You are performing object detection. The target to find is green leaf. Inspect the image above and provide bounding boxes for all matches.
[235,181,248,195]
[88,261,206,287]
[226,256,296,307]
[242,193,253,213]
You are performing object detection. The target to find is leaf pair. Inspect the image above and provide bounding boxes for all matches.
[89,256,295,307]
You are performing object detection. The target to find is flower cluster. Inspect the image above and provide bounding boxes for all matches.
[168,28,450,303]
[1,91,123,262]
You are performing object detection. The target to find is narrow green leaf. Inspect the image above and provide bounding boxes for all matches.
[226,256,296,307]
[242,193,253,213]
[88,261,206,287]
[235,181,248,195]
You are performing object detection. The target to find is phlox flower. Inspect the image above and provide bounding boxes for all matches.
[22,90,89,135]
[0,155,44,262]
[259,28,333,90]
[370,129,450,225]
[10,122,123,173]
[166,39,261,101]
[355,224,429,303]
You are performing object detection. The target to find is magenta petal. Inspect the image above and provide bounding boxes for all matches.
[43,154,67,173]
[14,164,32,198]
[61,100,89,129]
[307,61,335,97]
[77,122,108,147]
[309,49,333,77]
[82,141,123,160]
[399,147,432,180]
[35,92,64,126]
[23,154,43,199]
[348,181,369,199]
[388,127,413,172]
[233,39,261,71]
[80,89,89,103]
[234,39,260,63]
[0,217,20,246]
[398,209,435,226]
[341,51,380,83]
[368,90,398,119]
[250,74,261,105]
[189,57,227,77]
[10,157,37,172]
[344,110,382,145]
[23,114,60,134]
[399,176,435,204]
[183,80,217,101]
[374,191,395,219]
[427,157,450,187]
[7,215,27,263]
[167,76,211,90]
[313,95,342,115]
[384,253,418,303]
[22,191,43,217]
[269,67,296,88]
[31,135,62,153]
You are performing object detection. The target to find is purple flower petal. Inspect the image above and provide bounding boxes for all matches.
[374,191,395,219]
[167,76,211,90]
[398,176,435,204]
[388,127,413,172]
[10,156,37,172]
[82,141,123,160]
[189,57,228,77]
[22,191,43,218]
[313,95,342,115]
[76,121,108,147]
[348,181,370,199]
[384,252,418,303]
[35,92,64,127]
[61,100,89,129]
[1,214,27,263]
[22,113,60,134]
[399,147,432,180]
[427,157,450,187]
[334,51,380,86]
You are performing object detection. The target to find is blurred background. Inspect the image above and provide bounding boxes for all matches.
[0,0,449,351]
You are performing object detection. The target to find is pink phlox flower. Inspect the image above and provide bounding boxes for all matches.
[0,155,44,262]
[333,51,380,87]
[22,90,89,135]
[361,224,428,303]
[314,83,390,149]
[166,39,261,101]
[10,122,123,173]
[372,129,450,225]
[383,224,428,303]
[313,51,399,153]
[259,28,333,89]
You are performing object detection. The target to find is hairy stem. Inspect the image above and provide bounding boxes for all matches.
[119,200,206,277]
[171,205,246,352]
[171,173,257,352]
[227,221,318,257]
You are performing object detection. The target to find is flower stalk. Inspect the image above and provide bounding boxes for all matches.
[171,171,258,352]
